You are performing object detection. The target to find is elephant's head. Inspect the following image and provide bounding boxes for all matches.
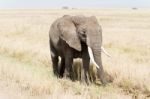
[58,15,106,84]
[71,15,102,46]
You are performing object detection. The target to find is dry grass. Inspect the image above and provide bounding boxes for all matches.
[0,9,150,99]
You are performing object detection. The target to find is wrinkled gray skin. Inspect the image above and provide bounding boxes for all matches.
[49,15,107,85]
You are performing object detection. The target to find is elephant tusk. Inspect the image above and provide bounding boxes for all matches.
[101,46,111,57]
[88,47,99,69]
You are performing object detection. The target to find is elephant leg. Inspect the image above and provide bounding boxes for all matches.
[51,55,59,76]
[64,51,74,80]
[77,65,81,81]
[59,58,65,78]
[50,40,59,76]
[82,51,90,85]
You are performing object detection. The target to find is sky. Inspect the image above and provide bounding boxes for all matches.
[0,0,149,9]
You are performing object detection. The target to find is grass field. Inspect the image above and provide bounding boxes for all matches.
[0,9,150,99]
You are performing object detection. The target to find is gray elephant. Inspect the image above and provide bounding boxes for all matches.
[49,15,109,85]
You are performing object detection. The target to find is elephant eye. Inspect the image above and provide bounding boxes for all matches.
[81,31,86,38]
[81,29,86,34]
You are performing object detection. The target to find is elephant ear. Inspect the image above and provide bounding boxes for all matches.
[57,19,81,51]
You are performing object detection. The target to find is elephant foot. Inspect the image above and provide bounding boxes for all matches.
[80,71,91,85]
[86,73,91,85]
[64,69,69,77]
[80,79,91,86]
[53,70,59,77]
[64,70,75,81]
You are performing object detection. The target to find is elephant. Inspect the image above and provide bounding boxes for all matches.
[49,15,110,85]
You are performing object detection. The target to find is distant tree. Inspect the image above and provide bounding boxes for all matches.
[62,6,69,9]
[132,7,138,10]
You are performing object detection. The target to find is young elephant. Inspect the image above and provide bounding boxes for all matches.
[49,15,108,85]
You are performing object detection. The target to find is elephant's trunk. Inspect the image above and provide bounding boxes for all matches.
[88,45,107,84]
[86,28,107,84]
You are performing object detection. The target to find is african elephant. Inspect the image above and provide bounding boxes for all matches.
[49,15,109,85]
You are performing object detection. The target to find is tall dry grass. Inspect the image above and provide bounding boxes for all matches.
[0,9,150,99]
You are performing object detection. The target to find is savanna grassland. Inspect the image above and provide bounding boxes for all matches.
[0,9,150,99]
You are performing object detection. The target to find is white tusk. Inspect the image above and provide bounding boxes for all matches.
[101,46,111,57]
[88,47,99,69]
